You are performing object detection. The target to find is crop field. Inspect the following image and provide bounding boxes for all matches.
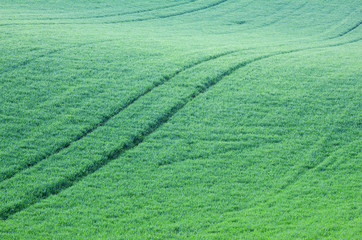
[0,0,361,239]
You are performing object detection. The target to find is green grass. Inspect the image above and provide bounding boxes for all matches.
[0,0,361,239]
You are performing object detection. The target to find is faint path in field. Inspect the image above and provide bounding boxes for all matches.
[226,0,254,25]
[1,37,360,220]
[320,139,361,170]
[321,5,362,40]
[0,0,228,26]
[255,1,308,29]
[234,68,361,212]
[220,136,361,225]
[0,50,235,184]
[15,0,198,21]
[270,97,362,195]
[0,49,62,74]
[232,2,360,42]
[0,39,116,75]
[109,0,229,23]
[319,8,361,38]
[257,135,361,211]
[329,20,362,39]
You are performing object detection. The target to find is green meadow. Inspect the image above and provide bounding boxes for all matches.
[0,0,361,239]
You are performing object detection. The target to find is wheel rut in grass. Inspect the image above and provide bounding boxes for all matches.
[0,39,116,75]
[84,0,198,20]
[0,0,228,26]
[2,38,360,220]
[330,20,362,39]
[321,8,361,38]
[251,135,361,213]
[230,1,308,32]
[271,99,362,196]
[16,0,198,21]
[258,1,308,29]
[0,49,62,75]
[113,0,228,23]
[0,50,235,183]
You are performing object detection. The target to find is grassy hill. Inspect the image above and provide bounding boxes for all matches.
[0,0,361,239]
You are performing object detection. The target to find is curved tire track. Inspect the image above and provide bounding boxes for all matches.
[0,50,235,184]
[261,135,361,212]
[275,99,361,194]
[0,39,116,75]
[14,0,198,21]
[236,1,308,31]
[103,0,229,24]
[329,20,362,39]
[0,0,228,26]
[1,49,62,74]
[321,6,362,39]
[258,1,308,29]
[1,37,360,220]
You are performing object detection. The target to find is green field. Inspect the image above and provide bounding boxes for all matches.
[0,0,361,239]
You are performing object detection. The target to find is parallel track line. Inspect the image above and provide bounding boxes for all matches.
[2,38,359,220]
[0,51,235,183]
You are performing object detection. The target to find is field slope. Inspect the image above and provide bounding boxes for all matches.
[0,0,361,239]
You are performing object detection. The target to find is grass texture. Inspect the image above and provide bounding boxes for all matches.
[0,0,361,239]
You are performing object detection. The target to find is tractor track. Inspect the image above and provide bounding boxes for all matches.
[0,50,236,184]
[329,20,362,39]
[120,0,229,22]
[0,0,228,26]
[1,37,360,220]
[15,0,198,21]
[0,49,62,75]
[0,39,116,75]
[272,100,361,195]
[320,8,361,38]
[257,1,308,29]
[81,0,197,20]
[253,134,361,213]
